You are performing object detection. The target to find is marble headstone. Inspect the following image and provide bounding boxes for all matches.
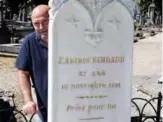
[48,0,134,122]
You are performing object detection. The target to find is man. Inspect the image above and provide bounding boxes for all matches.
[15,4,49,122]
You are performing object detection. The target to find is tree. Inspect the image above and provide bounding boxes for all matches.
[139,0,162,15]
[6,0,162,19]
[6,0,20,14]
[7,0,48,15]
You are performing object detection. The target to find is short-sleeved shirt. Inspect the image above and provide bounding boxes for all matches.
[15,32,48,121]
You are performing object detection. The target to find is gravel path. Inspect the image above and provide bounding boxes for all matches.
[0,56,24,109]
[132,33,162,97]
[132,33,162,116]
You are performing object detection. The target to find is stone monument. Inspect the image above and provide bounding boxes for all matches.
[48,0,134,122]
[147,0,156,26]
[0,0,11,44]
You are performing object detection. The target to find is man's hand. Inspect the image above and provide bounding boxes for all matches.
[22,101,38,114]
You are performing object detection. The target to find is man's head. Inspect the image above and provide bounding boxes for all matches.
[31,5,49,43]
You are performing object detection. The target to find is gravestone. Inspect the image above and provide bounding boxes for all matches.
[48,0,135,122]
[147,0,156,27]
[0,22,11,44]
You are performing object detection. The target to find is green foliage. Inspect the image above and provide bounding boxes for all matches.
[5,0,162,18]
[135,0,140,6]
[139,0,162,14]
[139,0,151,13]
[135,23,142,30]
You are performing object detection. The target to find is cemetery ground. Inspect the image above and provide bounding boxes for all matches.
[0,31,162,119]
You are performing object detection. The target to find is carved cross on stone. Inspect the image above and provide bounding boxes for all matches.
[66,14,80,28]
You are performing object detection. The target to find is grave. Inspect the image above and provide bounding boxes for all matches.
[48,0,134,122]
[0,23,11,44]
[0,44,21,54]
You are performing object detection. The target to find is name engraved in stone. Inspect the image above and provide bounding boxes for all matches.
[58,56,125,64]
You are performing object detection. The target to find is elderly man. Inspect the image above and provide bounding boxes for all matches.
[15,5,49,122]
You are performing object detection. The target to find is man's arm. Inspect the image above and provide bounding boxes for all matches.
[18,70,32,103]
[18,70,37,114]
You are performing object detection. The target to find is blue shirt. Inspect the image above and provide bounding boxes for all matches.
[15,32,48,121]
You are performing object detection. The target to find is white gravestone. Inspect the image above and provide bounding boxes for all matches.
[48,0,134,122]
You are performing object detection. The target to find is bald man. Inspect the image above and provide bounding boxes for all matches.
[15,5,49,122]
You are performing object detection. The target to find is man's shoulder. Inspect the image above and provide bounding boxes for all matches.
[22,32,37,45]
[15,32,37,70]
[24,32,37,41]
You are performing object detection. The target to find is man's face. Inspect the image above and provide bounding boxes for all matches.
[32,14,49,41]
